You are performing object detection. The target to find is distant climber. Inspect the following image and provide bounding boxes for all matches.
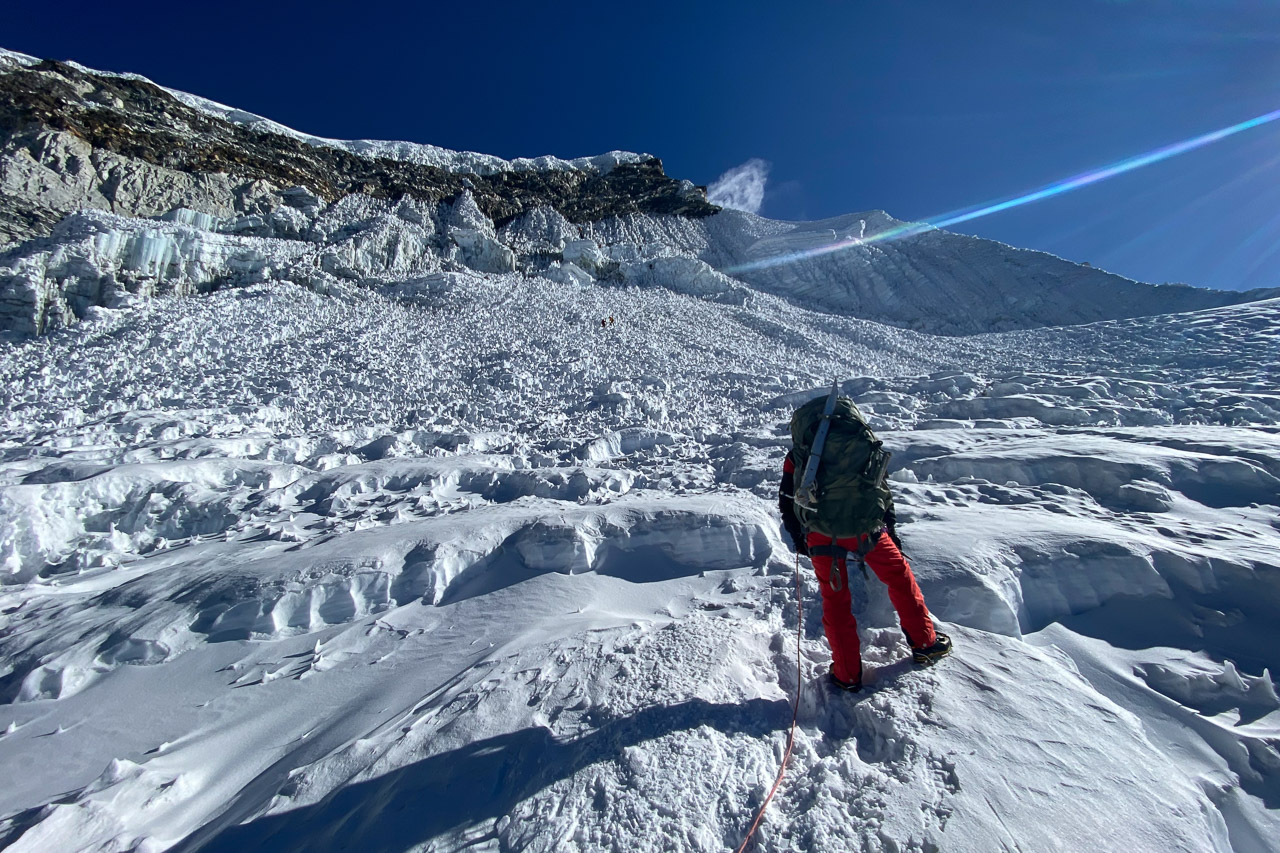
[601,319,608,329]
[609,316,615,326]
[779,387,951,692]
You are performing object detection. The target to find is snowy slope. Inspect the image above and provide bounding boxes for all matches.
[0,267,1277,851]
[1,44,1279,853]
[708,209,1280,334]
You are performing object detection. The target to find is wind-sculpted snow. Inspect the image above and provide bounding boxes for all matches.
[0,268,1277,851]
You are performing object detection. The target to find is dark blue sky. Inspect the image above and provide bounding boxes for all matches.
[7,1,1280,291]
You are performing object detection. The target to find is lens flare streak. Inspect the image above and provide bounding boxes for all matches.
[727,108,1280,274]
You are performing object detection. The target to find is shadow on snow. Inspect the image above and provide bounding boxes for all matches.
[176,697,789,853]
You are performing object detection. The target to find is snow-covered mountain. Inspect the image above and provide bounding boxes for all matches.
[0,48,1278,853]
[2,47,1276,339]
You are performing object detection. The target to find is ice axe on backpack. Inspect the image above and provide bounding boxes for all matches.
[791,379,895,538]
[794,380,839,512]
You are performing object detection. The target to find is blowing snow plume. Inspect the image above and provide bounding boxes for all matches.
[708,158,770,214]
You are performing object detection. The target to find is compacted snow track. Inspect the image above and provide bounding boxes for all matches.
[0,272,1277,851]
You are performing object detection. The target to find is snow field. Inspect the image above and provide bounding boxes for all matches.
[0,261,1277,848]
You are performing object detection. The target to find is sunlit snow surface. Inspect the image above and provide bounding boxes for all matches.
[1,269,1278,851]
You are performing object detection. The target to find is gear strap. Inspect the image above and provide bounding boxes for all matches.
[809,527,883,591]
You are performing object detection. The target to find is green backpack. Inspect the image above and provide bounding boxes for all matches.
[790,391,893,539]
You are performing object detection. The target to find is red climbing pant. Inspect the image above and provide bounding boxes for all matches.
[807,530,936,684]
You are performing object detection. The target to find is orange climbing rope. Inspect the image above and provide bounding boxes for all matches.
[735,551,803,853]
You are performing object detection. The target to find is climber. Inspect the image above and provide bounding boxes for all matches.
[779,389,951,692]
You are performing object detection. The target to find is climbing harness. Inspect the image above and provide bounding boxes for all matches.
[809,530,881,591]
[735,551,804,853]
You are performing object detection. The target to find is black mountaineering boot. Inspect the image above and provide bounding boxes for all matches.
[828,665,862,692]
[913,632,952,667]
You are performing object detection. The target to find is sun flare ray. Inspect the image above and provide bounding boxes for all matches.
[727,108,1280,274]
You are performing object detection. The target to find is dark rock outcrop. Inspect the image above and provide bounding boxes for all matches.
[0,57,717,246]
